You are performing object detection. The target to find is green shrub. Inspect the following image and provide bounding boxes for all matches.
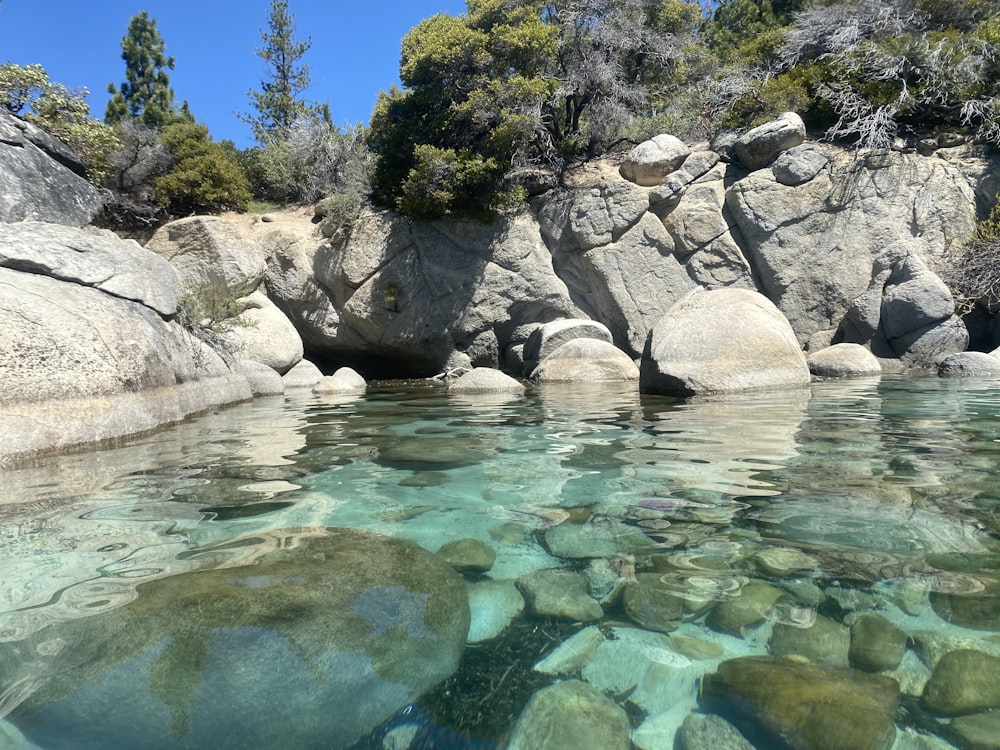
[154,122,251,214]
[317,191,362,238]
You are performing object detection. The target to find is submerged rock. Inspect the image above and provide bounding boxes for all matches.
[949,711,1000,750]
[850,614,907,672]
[544,519,657,559]
[436,538,496,573]
[506,680,631,750]
[703,656,900,750]
[517,569,604,622]
[706,581,784,637]
[622,572,685,633]
[466,579,525,643]
[768,615,850,667]
[922,649,1000,715]
[0,528,470,750]
[679,713,755,750]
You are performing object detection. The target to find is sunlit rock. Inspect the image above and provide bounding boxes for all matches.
[922,649,1000,715]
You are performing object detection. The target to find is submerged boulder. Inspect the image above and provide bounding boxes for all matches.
[640,288,810,396]
[0,528,470,750]
[703,656,900,750]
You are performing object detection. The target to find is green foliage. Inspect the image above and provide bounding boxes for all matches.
[176,281,255,365]
[243,0,317,142]
[105,11,179,129]
[317,191,362,238]
[703,0,804,62]
[153,122,251,214]
[0,62,48,113]
[0,62,120,181]
[370,0,706,219]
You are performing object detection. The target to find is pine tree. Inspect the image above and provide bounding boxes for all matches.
[244,0,315,142]
[105,11,177,129]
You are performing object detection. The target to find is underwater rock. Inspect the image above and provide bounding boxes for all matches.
[949,711,1000,750]
[679,713,755,750]
[706,581,784,637]
[623,572,686,633]
[930,577,1000,631]
[466,580,524,643]
[533,625,605,676]
[544,519,657,559]
[753,546,818,577]
[506,679,631,750]
[0,528,470,750]
[666,633,725,661]
[516,569,604,622]
[922,649,1000,715]
[703,656,900,750]
[436,538,496,573]
[374,435,494,470]
[850,614,907,672]
[768,615,850,667]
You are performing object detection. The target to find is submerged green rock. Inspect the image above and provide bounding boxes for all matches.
[1,527,470,750]
[703,656,900,750]
[506,679,631,750]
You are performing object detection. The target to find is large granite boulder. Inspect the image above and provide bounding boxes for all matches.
[808,343,882,378]
[448,367,525,394]
[727,149,975,363]
[640,288,810,395]
[0,222,250,463]
[224,290,304,374]
[315,208,582,376]
[146,216,268,294]
[734,112,807,170]
[531,338,640,383]
[523,318,614,373]
[0,111,101,227]
[619,133,691,186]
[0,528,470,750]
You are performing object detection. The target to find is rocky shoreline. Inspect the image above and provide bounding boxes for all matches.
[2,108,1000,461]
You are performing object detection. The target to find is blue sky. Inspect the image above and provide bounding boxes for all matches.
[0,0,468,147]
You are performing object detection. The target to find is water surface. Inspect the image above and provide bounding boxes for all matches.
[2,378,999,748]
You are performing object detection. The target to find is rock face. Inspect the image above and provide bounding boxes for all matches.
[0,528,470,750]
[0,222,251,463]
[0,111,101,226]
[640,288,811,395]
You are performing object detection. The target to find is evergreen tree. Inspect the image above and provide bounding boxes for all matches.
[244,0,315,142]
[105,11,177,129]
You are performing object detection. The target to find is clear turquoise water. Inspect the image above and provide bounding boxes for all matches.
[1,377,999,748]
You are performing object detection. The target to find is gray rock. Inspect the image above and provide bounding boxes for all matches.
[538,181,649,251]
[534,625,605,675]
[281,359,324,389]
[524,319,614,373]
[467,580,525,643]
[146,216,268,294]
[506,680,631,750]
[679,713,755,750]
[0,111,101,227]
[753,546,818,577]
[735,112,807,170]
[313,367,367,395]
[922,649,1000,715]
[938,352,1000,378]
[808,343,883,378]
[544,520,657,559]
[224,290,304,374]
[640,288,810,396]
[233,360,285,396]
[768,615,850,667]
[436,538,496,573]
[648,170,691,212]
[448,367,525,394]
[0,221,180,315]
[0,528,470,750]
[620,133,691,186]
[622,572,685,633]
[532,339,640,383]
[516,569,604,621]
[850,614,907,672]
[681,150,721,180]
[772,144,829,186]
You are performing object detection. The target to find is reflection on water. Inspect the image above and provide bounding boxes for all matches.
[1,378,1000,748]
